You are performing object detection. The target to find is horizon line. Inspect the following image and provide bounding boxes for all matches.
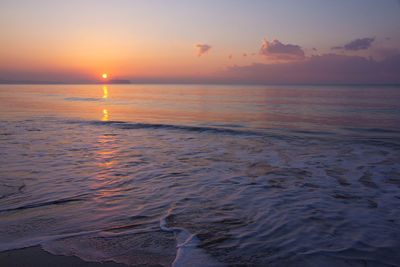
[0,80,399,87]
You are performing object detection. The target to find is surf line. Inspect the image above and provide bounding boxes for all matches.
[160,207,197,266]
[160,207,224,267]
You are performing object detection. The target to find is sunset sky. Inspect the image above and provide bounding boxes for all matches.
[1,0,400,84]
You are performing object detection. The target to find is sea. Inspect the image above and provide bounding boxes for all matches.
[0,84,399,266]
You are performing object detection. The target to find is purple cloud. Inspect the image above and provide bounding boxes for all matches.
[332,37,375,51]
[194,44,211,57]
[221,53,400,84]
[259,39,305,61]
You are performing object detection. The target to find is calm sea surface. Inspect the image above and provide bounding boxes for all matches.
[0,84,399,266]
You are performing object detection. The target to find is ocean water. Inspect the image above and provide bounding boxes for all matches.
[0,84,399,266]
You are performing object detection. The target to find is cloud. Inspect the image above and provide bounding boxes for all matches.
[332,37,375,51]
[259,39,305,61]
[221,53,400,84]
[227,54,233,60]
[194,44,211,57]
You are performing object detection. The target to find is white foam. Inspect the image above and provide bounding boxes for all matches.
[160,208,225,267]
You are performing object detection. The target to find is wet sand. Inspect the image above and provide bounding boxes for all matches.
[0,246,134,267]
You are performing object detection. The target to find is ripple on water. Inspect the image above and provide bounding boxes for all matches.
[0,119,399,266]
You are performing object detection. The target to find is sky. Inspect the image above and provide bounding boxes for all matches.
[1,0,400,84]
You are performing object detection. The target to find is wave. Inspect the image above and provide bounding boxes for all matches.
[70,119,342,142]
[160,208,224,267]
[75,120,263,137]
[342,127,400,134]
[64,118,400,146]
[0,194,90,213]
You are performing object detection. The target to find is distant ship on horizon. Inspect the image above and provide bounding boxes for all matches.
[104,79,131,84]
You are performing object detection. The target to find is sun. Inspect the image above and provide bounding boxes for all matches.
[102,73,108,79]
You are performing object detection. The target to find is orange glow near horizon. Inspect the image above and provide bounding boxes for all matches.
[102,73,108,79]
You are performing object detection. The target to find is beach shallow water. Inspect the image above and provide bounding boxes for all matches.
[0,84,399,266]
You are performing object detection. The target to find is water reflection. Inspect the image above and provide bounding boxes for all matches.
[97,147,115,168]
[102,85,109,121]
[102,109,108,121]
[103,86,108,99]
[94,133,118,202]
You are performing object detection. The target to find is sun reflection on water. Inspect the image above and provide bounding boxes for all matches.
[102,109,108,121]
[103,86,108,99]
[102,85,109,121]
[93,133,118,201]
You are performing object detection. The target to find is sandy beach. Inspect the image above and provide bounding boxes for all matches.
[0,246,133,267]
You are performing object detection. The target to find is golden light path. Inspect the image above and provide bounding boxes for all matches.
[102,85,108,121]
[103,86,108,99]
[102,109,108,121]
